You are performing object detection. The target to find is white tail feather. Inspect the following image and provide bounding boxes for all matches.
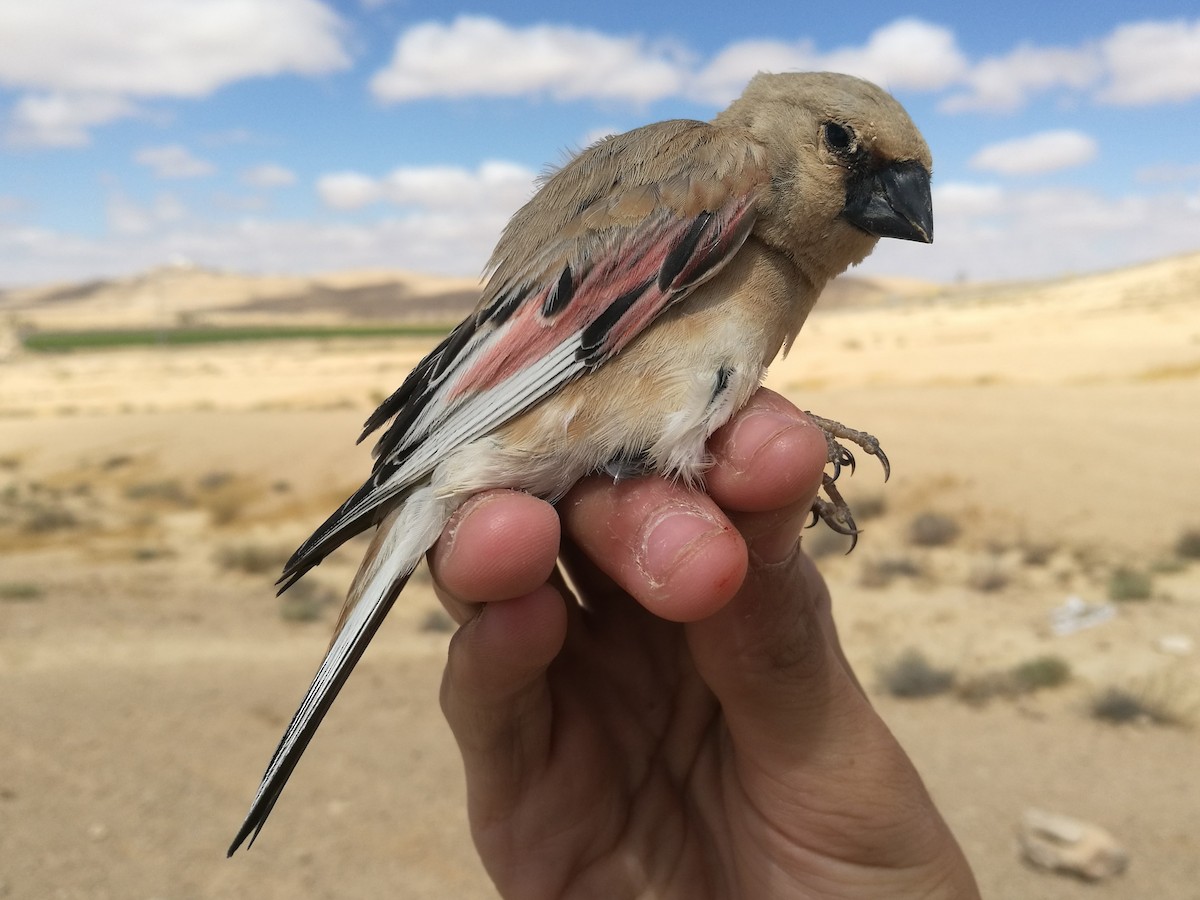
[228,484,456,854]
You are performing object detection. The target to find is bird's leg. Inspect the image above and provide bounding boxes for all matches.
[803,411,891,553]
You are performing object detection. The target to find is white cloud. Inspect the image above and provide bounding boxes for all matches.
[372,16,967,108]
[938,18,1200,113]
[0,0,348,96]
[5,92,140,147]
[318,162,536,218]
[370,16,687,104]
[969,130,1098,176]
[1098,19,1200,105]
[577,126,620,148]
[861,186,1200,282]
[0,195,29,219]
[932,182,1005,216]
[816,19,968,91]
[939,45,1102,113]
[134,145,215,179]
[0,0,348,145]
[241,163,297,188]
[1135,162,1200,184]
[106,191,187,235]
[383,161,535,210]
[316,172,383,210]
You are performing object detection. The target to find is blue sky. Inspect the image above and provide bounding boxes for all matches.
[1,1,1199,287]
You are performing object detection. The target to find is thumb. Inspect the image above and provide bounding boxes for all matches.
[687,390,878,762]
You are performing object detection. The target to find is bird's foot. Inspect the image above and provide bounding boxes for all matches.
[803,411,890,553]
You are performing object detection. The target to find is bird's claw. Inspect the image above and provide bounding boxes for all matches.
[804,410,890,552]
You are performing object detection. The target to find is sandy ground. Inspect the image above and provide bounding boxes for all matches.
[2,255,1199,898]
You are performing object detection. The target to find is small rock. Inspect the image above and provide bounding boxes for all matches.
[1155,634,1194,656]
[87,822,109,842]
[1018,808,1127,881]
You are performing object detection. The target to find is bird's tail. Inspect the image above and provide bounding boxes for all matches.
[228,485,455,855]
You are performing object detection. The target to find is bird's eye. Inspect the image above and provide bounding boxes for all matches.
[823,122,855,155]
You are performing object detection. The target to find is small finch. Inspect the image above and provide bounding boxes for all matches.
[229,71,933,853]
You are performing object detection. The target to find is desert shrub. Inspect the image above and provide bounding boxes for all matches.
[804,527,852,559]
[196,471,234,491]
[124,479,190,504]
[1011,655,1071,691]
[1108,567,1153,602]
[967,564,1010,593]
[214,542,291,575]
[1090,687,1177,726]
[955,672,1013,705]
[956,655,1071,705]
[132,546,174,561]
[419,609,455,633]
[1020,542,1057,567]
[23,504,79,532]
[1151,557,1186,575]
[1175,528,1200,561]
[878,649,955,699]
[853,493,887,521]
[859,555,921,588]
[0,582,43,602]
[280,580,339,623]
[908,512,961,547]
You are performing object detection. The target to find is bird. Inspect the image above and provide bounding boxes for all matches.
[228,70,933,855]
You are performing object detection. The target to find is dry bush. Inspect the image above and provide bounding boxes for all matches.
[967,563,1010,593]
[1108,567,1153,602]
[956,655,1071,705]
[23,502,80,533]
[1019,541,1057,567]
[878,649,955,699]
[194,477,265,527]
[196,470,234,491]
[955,672,1014,706]
[803,527,853,559]
[1090,682,1193,728]
[0,582,44,602]
[280,580,340,623]
[859,555,922,588]
[1012,655,1072,692]
[214,542,292,575]
[1175,528,1200,561]
[419,608,455,634]
[123,479,191,505]
[907,512,961,547]
[132,545,174,562]
[853,493,887,521]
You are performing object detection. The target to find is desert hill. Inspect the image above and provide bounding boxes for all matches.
[0,260,945,332]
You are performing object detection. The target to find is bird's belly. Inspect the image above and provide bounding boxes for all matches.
[433,325,770,502]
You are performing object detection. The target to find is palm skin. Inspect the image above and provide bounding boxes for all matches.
[429,389,980,899]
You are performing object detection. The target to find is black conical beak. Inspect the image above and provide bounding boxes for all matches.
[842,160,933,244]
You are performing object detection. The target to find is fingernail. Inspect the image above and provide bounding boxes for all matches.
[640,506,725,583]
[439,493,499,565]
[727,410,804,473]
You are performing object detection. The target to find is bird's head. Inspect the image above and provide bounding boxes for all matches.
[716,72,933,282]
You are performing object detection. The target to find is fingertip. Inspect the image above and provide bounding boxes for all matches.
[649,528,748,622]
[706,391,827,513]
[430,490,561,603]
[562,477,748,623]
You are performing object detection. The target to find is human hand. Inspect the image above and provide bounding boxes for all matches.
[429,388,979,899]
